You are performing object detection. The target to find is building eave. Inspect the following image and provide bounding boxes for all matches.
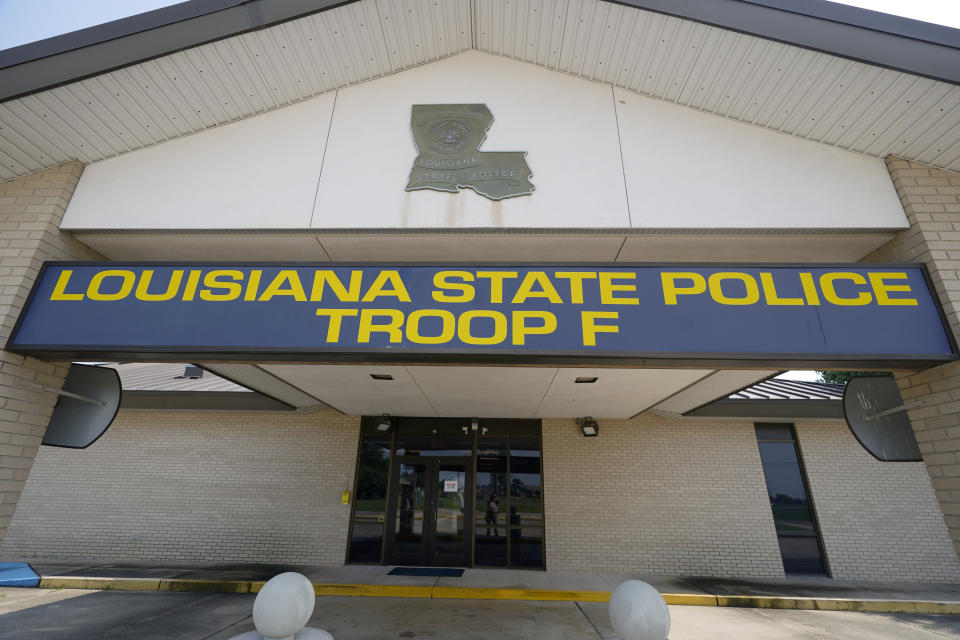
[3,0,960,183]
[617,0,960,85]
[121,390,295,411]
[1,0,958,105]
[0,0,350,103]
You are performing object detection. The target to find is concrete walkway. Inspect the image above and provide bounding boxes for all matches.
[11,559,960,615]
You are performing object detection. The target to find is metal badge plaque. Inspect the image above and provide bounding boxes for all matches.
[405,104,534,200]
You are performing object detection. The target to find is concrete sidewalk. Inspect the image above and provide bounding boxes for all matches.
[10,559,960,615]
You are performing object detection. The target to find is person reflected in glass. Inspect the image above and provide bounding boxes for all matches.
[484,494,500,536]
[509,505,521,538]
[510,505,523,562]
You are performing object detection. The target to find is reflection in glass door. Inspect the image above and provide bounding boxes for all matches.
[386,456,472,566]
[392,462,427,562]
[349,417,544,568]
[433,463,468,565]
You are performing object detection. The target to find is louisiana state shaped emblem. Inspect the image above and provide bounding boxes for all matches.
[405,104,534,200]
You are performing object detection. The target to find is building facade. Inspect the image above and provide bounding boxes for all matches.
[4,391,959,581]
[1,0,960,581]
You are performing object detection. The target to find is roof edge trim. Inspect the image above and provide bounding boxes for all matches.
[0,0,248,68]
[612,0,960,85]
[0,0,352,103]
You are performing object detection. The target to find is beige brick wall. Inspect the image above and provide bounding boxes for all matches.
[0,163,102,544]
[864,157,960,557]
[541,415,958,581]
[542,415,785,578]
[1,408,361,564]
[796,420,960,582]
[3,408,955,580]
[890,365,960,553]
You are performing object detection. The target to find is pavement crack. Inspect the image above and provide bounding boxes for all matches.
[574,601,604,639]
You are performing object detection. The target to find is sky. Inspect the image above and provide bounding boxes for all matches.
[0,0,959,51]
[833,0,960,28]
[776,371,821,382]
[0,0,185,50]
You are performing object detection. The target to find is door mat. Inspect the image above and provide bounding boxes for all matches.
[388,567,464,577]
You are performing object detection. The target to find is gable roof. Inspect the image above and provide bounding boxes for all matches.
[687,377,845,419]
[729,378,844,400]
[1,0,959,183]
[3,0,958,97]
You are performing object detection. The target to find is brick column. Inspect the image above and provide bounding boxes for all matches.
[863,156,960,556]
[0,162,102,545]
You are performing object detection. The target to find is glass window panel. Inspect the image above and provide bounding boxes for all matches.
[475,453,507,566]
[478,442,507,461]
[348,434,391,563]
[510,515,543,568]
[509,472,541,513]
[396,418,473,456]
[510,436,542,516]
[480,420,508,439]
[394,463,427,556]
[435,465,467,559]
[510,434,543,569]
[510,436,541,472]
[475,425,508,566]
[755,424,795,442]
[758,442,810,504]
[758,442,815,533]
[756,425,826,575]
[508,420,540,438]
[778,535,826,575]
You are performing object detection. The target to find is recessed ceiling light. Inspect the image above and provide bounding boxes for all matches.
[575,376,598,384]
[370,374,394,381]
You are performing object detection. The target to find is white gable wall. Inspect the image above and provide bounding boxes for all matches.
[60,51,907,233]
[615,86,906,229]
[63,93,335,230]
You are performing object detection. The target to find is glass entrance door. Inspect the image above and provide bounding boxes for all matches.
[385,456,472,566]
[433,461,469,566]
[388,459,428,564]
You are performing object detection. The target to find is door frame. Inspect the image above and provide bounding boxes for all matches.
[384,455,474,567]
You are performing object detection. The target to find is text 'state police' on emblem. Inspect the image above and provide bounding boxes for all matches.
[405,104,534,200]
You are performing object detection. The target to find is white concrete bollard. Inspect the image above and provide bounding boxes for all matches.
[230,572,334,640]
[608,580,671,640]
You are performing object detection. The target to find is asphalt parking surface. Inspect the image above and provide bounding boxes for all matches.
[4,589,960,639]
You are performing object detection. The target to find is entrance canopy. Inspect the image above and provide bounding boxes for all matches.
[9,259,955,418]
[2,259,952,420]
[8,262,955,370]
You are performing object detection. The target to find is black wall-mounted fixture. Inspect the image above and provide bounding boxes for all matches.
[580,417,599,437]
[375,414,392,432]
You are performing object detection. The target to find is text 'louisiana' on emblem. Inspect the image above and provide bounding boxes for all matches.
[405,104,534,201]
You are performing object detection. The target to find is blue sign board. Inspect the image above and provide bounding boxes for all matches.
[6,263,957,366]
